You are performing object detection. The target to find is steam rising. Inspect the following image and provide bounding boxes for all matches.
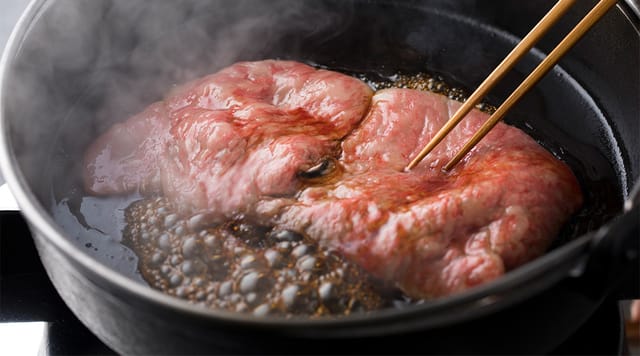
[2,0,539,244]
[5,0,492,190]
[5,0,363,200]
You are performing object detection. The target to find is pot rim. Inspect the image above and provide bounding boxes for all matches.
[0,0,637,332]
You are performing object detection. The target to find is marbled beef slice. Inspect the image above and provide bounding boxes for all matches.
[275,88,582,297]
[84,60,374,219]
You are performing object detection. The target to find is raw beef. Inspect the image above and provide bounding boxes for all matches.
[84,60,582,298]
[274,89,583,297]
[84,60,374,219]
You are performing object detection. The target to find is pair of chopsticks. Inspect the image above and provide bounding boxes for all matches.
[406,0,618,172]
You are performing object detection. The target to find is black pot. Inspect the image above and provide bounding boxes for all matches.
[1,0,638,354]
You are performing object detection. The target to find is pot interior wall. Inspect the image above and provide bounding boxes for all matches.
[2,0,638,309]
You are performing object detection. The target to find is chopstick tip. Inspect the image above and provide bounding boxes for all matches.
[405,156,422,171]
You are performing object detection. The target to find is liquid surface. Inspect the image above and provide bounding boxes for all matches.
[124,197,403,317]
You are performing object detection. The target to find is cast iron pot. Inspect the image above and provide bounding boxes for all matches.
[1,0,639,354]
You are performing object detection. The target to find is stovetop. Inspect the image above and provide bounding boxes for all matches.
[0,1,638,355]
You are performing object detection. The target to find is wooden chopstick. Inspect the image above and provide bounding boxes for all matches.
[405,0,618,172]
[441,0,618,171]
[405,0,576,171]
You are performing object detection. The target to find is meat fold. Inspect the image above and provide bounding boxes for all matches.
[84,60,582,299]
[84,60,374,219]
[274,89,582,297]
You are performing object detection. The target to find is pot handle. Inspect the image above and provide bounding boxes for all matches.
[581,180,640,299]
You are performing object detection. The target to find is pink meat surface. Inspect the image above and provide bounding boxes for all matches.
[275,89,582,297]
[84,60,582,298]
[84,60,373,219]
